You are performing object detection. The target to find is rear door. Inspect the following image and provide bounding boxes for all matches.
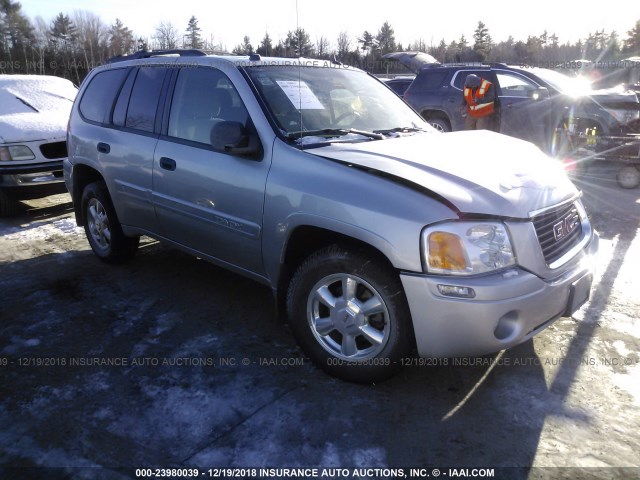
[152,66,270,275]
[75,65,170,233]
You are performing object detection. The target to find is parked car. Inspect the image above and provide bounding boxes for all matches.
[384,54,640,156]
[65,51,598,383]
[0,75,77,216]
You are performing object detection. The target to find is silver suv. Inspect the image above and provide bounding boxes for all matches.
[65,51,599,383]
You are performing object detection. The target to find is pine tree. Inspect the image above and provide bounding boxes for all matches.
[624,20,640,54]
[284,28,313,57]
[358,31,376,56]
[257,32,272,56]
[109,18,134,57]
[49,13,77,51]
[0,0,34,50]
[376,21,396,55]
[473,21,491,61]
[184,15,202,49]
[232,35,253,55]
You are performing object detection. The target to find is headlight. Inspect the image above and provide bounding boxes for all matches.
[422,221,516,275]
[607,108,640,125]
[0,145,36,162]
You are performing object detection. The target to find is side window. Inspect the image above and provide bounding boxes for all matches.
[112,69,137,127]
[79,68,128,124]
[125,67,167,133]
[168,67,250,145]
[452,71,492,90]
[495,72,538,97]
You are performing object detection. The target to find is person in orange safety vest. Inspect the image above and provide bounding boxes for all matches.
[461,74,496,130]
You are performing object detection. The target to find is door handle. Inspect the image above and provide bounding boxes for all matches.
[159,157,177,171]
[97,142,110,154]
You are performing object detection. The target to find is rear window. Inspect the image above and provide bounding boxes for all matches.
[79,68,129,124]
[412,71,448,91]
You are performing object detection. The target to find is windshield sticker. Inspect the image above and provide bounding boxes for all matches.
[256,75,274,86]
[276,80,325,110]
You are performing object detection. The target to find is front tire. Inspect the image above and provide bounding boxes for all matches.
[287,245,413,383]
[617,166,640,189]
[81,181,139,263]
[425,116,451,132]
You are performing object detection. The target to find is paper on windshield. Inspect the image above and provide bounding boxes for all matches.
[276,80,325,110]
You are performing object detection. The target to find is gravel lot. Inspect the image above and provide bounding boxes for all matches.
[0,162,638,480]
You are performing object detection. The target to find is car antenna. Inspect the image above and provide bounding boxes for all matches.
[296,0,304,149]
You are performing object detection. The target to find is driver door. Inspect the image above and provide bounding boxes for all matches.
[152,66,270,276]
[495,70,548,146]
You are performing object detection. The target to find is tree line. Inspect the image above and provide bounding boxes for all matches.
[1,0,639,84]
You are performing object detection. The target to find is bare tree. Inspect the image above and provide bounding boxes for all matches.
[31,16,49,74]
[153,21,179,50]
[73,10,107,70]
[315,35,330,59]
[336,31,351,61]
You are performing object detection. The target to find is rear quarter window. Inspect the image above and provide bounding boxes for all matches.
[79,68,129,124]
[412,71,448,91]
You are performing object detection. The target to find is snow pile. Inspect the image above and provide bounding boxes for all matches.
[0,75,77,143]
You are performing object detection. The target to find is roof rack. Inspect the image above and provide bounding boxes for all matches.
[107,49,207,64]
[424,62,510,69]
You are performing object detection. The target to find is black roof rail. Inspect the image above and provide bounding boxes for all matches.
[107,49,208,64]
[423,62,492,69]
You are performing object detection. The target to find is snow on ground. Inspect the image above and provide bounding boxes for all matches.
[0,163,638,476]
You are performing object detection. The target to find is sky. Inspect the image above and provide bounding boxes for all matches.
[19,0,640,51]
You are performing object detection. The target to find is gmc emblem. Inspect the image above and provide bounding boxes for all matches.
[553,213,579,242]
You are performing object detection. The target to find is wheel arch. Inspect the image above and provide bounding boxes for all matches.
[420,110,452,130]
[72,164,105,226]
[275,224,398,319]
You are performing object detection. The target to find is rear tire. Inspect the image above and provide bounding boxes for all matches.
[81,181,139,263]
[0,189,20,218]
[287,245,413,383]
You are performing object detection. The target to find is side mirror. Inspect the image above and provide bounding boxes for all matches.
[529,87,550,101]
[210,121,261,158]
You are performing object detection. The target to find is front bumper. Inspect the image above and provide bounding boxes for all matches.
[401,231,599,358]
[0,161,66,199]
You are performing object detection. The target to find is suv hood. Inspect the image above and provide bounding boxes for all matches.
[307,131,578,219]
[382,51,440,73]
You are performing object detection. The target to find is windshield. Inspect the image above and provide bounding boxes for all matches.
[528,68,592,94]
[245,64,430,144]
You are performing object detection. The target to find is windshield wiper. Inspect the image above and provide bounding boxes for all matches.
[286,128,385,141]
[373,126,428,135]
[15,96,39,113]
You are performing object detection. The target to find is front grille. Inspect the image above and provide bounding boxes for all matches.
[39,141,67,159]
[533,202,583,265]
